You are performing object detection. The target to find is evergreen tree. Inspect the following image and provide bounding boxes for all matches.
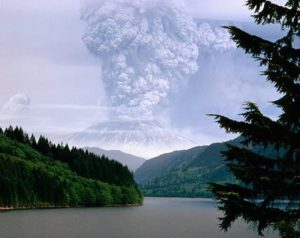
[36,136,51,156]
[209,1,300,237]
[0,129,143,208]
[29,134,37,147]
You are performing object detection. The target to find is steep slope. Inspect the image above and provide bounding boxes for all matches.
[134,146,207,184]
[135,138,242,197]
[84,147,145,171]
[0,127,143,208]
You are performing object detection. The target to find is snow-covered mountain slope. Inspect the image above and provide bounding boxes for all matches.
[66,119,195,158]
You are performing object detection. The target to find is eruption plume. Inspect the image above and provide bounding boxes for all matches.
[81,0,202,117]
[66,0,236,157]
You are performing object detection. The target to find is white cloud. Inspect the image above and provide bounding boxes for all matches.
[2,93,31,113]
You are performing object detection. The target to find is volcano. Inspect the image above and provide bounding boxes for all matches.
[66,119,195,158]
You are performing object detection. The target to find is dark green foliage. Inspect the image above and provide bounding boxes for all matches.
[3,127,135,187]
[135,140,240,197]
[138,163,234,198]
[209,1,300,237]
[135,146,208,184]
[135,138,283,198]
[0,128,143,208]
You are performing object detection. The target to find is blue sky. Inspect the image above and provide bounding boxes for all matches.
[0,0,283,156]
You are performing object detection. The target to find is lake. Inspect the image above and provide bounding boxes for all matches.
[0,197,277,238]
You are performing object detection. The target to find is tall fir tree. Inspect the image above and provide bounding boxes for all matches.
[209,0,300,237]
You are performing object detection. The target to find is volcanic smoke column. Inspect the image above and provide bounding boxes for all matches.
[81,0,200,117]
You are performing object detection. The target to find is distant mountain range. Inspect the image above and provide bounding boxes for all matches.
[134,137,242,197]
[84,147,145,172]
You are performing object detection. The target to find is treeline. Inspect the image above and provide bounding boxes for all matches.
[0,126,143,208]
[2,126,134,186]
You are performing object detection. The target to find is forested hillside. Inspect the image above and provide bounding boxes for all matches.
[134,146,207,184]
[135,135,285,198]
[0,126,142,208]
[135,138,242,197]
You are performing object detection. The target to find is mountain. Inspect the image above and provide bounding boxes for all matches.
[0,126,142,208]
[134,138,242,197]
[84,147,145,171]
[66,119,195,158]
[134,145,207,184]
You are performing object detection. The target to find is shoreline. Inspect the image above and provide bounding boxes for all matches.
[0,203,143,212]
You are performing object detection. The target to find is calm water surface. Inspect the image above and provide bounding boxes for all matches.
[0,197,277,238]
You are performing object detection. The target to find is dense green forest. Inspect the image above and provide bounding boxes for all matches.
[135,137,283,198]
[135,140,238,198]
[0,126,143,208]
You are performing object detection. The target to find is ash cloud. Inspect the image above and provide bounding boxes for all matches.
[81,0,234,118]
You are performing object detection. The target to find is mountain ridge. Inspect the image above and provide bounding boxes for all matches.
[135,137,242,197]
[84,147,145,171]
[134,145,208,184]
